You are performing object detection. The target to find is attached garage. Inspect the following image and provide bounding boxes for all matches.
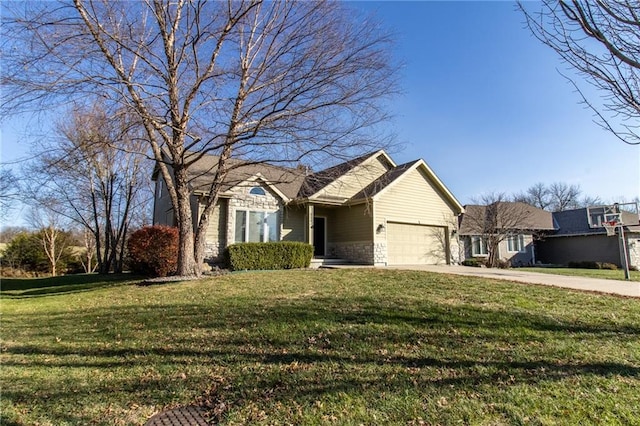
[386,222,447,265]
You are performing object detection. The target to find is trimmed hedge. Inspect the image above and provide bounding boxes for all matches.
[462,258,484,267]
[225,242,313,271]
[127,225,179,277]
[568,260,618,270]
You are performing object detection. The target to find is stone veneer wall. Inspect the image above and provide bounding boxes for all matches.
[373,242,387,266]
[204,241,223,262]
[329,241,386,265]
[204,182,281,263]
[627,234,640,268]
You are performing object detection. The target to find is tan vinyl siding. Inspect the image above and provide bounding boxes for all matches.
[282,205,306,242]
[375,167,457,227]
[328,204,372,243]
[201,199,227,247]
[315,155,391,200]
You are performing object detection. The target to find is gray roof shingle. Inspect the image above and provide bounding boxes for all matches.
[186,153,306,200]
[550,207,640,236]
[459,202,556,235]
[178,150,391,202]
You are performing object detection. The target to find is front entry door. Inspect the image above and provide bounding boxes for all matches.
[313,217,326,257]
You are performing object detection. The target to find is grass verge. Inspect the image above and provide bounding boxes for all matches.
[1,269,639,425]
[518,267,640,282]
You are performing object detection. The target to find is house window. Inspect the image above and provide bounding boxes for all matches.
[250,187,266,196]
[471,236,487,256]
[235,210,278,243]
[588,207,605,228]
[507,234,525,252]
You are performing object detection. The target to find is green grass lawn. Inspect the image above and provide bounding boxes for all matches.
[0,273,142,297]
[519,267,640,282]
[1,269,639,425]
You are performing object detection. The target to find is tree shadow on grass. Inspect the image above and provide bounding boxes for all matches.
[0,273,143,297]
[3,294,640,424]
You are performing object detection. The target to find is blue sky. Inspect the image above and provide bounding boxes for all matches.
[1,1,639,226]
[353,1,639,204]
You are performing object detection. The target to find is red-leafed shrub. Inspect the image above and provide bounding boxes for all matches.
[127,226,179,277]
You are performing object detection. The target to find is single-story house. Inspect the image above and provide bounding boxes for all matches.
[537,207,640,268]
[153,150,463,266]
[458,202,556,266]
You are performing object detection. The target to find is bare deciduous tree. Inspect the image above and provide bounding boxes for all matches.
[579,195,603,209]
[0,226,28,243]
[512,182,600,212]
[548,182,581,211]
[462,193,539,267]
[25,101,150,274]
[28,200,71,276]
[519,1,640,145]
[75,226,98,274]
[512,182,551,210]
[2,1,398,276]
[0,169,20,220]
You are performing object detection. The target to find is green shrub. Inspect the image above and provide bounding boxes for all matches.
[0,230,76,275]
[225,242,313,271]
[568,260,598,269]
[461,258,484,267]
[1,232,48,272]
[567,260,618,270]
[495,259,511,269]
[127,226,179,277]
[597,262,618,270]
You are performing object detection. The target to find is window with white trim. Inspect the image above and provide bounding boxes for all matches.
[507,234,525,252]
[250,187,266,196]
[234,210,278,243]
[471,236,487,256]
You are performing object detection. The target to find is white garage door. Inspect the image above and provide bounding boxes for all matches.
[387,222,446,265]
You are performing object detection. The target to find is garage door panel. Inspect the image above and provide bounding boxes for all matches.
[387,222,445,265]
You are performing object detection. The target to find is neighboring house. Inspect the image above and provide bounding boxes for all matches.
[153,150,463,266]
[537,207,640,268]
[458,202,556,266]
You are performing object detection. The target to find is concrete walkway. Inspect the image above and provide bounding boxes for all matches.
[327,264,639,298]
[383,265,640,298]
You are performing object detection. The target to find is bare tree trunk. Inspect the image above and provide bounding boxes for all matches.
[3,1,399,277]
[81,228,97,273]
[175,170,196,276]
[45,226,58,277]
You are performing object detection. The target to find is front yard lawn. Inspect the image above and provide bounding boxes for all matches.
[1,269,639,425]
[519,267,640,282]
[0,273,141,297]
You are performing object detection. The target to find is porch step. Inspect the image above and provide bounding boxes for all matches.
[309,258,351,269]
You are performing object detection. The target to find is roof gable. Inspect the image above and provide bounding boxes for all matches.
[225,173,289,201]
[186,153,306,200]
[349,159,463,213]
[301,150,395,202]
[350,160,418,200]
[157,150,463,212]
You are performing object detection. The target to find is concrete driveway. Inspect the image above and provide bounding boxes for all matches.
[381,265,640,298]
